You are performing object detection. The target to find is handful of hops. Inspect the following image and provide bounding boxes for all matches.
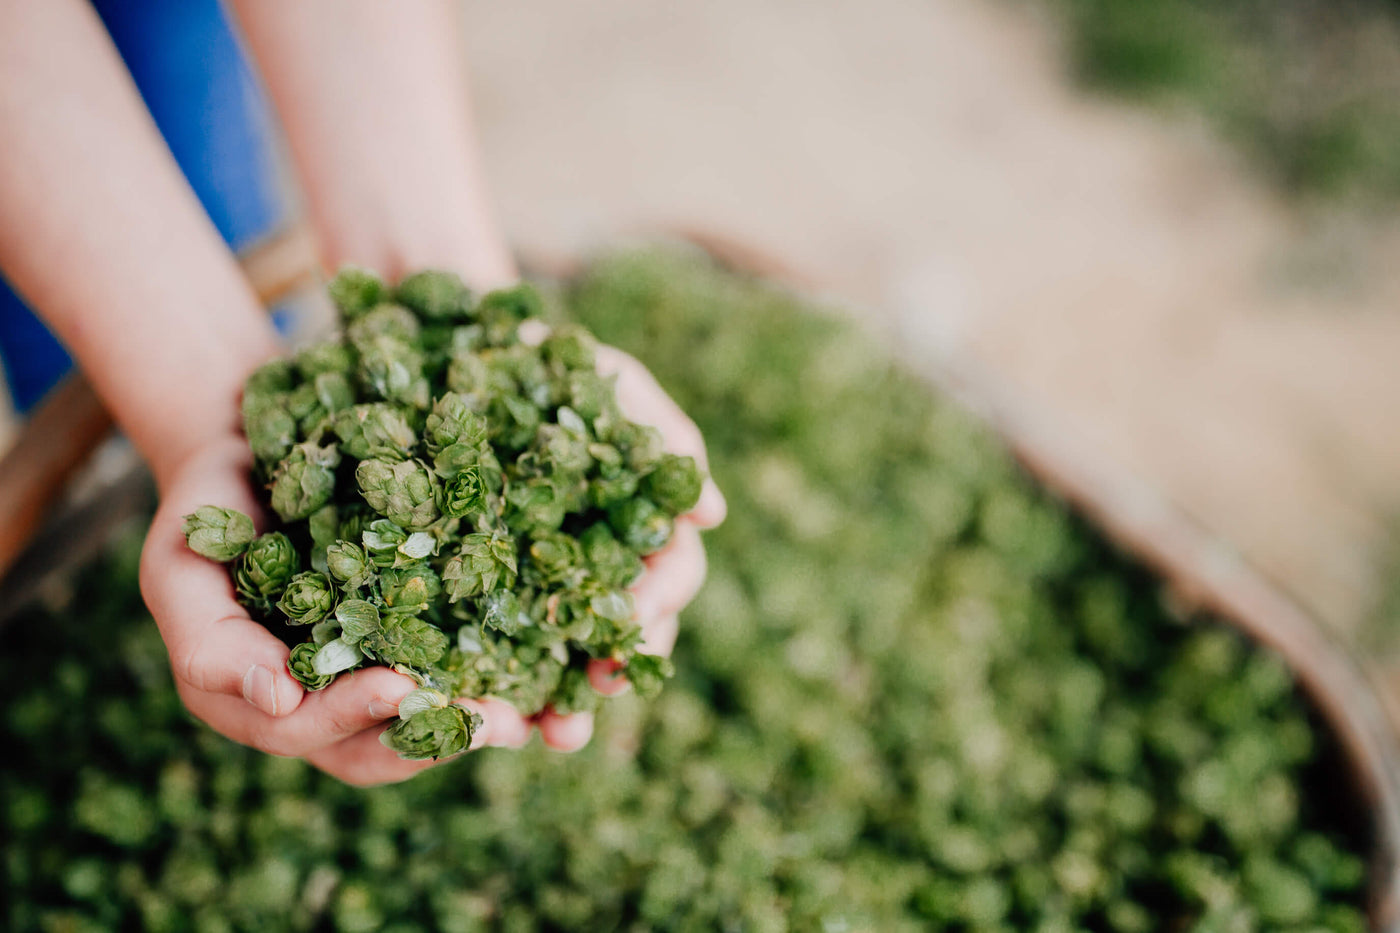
[183,268,703,760]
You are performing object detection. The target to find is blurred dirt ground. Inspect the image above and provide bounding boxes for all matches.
[460,0,1400,644]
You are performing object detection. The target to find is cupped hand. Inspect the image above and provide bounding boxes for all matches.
[138,344,723,785]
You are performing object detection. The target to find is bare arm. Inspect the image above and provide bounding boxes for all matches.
[229,0,515,287]
[0,0,279,490]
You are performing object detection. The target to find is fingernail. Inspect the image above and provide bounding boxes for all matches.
[242,665,278,716]
[368,697,400,720]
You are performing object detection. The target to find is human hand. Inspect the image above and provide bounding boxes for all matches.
[138,345,723,784]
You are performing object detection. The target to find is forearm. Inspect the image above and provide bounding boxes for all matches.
[0,0,279,488]
[230,0,515,288]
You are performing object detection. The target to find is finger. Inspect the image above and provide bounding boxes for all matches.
[141,438,303,717]
[689,483,727,529]
[536,709,595,752]
[633,522,707,624]
[459,697,534,749]
[305,726,440,787]
[179,665,418,758]
[587,658,631,696]
[639,613,681,658]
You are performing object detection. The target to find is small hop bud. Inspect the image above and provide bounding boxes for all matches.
[327,265,386,318]
[424,392,489,453]
[442,533,518,602]
[361,518,410,568]
[607,497,672,555]
[296,342,357,380]
[287,642,333,691]
[356,458,442,529]
[242,397,297,466]
[441,468,486,519]
[357,335,430,408]
[326,541,374,590]
[379,562,444,613]
[625,653,674,700]
[333,403,417,461]
[244,358,297,399]
[360,613,449,669]
[641,453,704,517]
[182,506,256,562]
[394,270,473,320]
[580,523,644,588]
[480,589,527,636]
[610,421,665,473]
[476,283,543,346]
[525,531,586,588]
[380,704,480,760]
[347,304,421,348]
[541,325,597,372]
[235,532,300,610]
[269,441,341,522]
[277,572,337,626]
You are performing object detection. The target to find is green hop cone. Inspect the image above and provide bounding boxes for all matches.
[182,506,256,562]
[276,572,336,626]
[381,704,481,760]
[295,341,357,380]
[287,642,333,691]
[326,265,386,318]
[361,518,410,568]
[607,497,673,554]
[541,325,597,372]
[425,392,489,451]
[641,453,704,517]
[379,563,444,613]
[360,614,449,669]
[356,458,442,529]
[442,468,486,519]
[242,397,297,466]
[580,522,644,588]
[395,270,473,320]
[333,403,416,460]
[357,334,430,408]
[442,533,518,602]
[269,441,341,522]
[477,283,543,344]
[235,532,300,611]
[244,358,296,398]
[480,589,528,637]
[347,304,421,347]
[624,652,674,700]
[335,599,381,644]
[325,541,374,591]
[525,531,586,588]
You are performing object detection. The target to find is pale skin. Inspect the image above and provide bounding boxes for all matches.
[0,0,723,785]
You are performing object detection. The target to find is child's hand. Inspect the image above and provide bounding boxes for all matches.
[138,346,723,785]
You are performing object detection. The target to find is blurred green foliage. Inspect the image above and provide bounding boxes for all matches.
[1054,0,1400,199]
[1,250,1369,930]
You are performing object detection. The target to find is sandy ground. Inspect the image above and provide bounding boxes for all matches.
[460,0,1400,646]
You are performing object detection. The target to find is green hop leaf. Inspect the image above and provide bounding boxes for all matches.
[395,270,473,320]
[356,458,442,529]
[442,533,519,602]
[269,441,341,523]
[235,532,300,611]
[312,637,365,677]
[360,614,449,669]
[642,453,704,516]
[182,506,256,562]
[276,572,336,626]
[334,599,381,644]
[287,642,333,691]
[380,704,480,760]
